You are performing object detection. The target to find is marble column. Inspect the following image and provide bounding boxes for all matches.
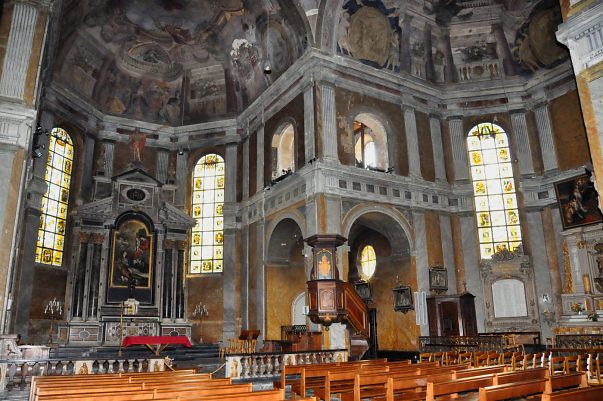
[510,110,534,175]
[103,140,115,178]
[403,106,421,178]
[534,103,559,172]
[439,214,457,294]
[459,214,485,332]
[429,114,446,182]
[412,211,430,335]
[448,116,469,181]
[223,143,238,340]
[156,149,170,184]
[0,2,39,100]
[319,81,338,162]
[175,150,188,206]
[256,126,265,193]
[303,83,316,162]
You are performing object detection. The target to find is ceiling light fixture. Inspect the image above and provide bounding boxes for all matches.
[263,10,272,74]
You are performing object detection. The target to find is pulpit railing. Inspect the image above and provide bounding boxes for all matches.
[0,356,166,392]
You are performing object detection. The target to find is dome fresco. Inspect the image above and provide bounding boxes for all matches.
[53,0,567,125]
[54,0,308,125]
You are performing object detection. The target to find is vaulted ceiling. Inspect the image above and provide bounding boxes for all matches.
[50,0,567,126]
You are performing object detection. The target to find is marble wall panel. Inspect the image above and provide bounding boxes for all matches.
[417,111,435,182]
[187,275,224,344]
[265,264,305,340]
[550,90,590,171]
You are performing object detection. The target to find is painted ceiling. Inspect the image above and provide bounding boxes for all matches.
[52,0,567,126]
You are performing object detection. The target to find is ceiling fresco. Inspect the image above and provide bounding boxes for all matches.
[336,0,568,81]
[55,0,308,125]
[51,0,568,126]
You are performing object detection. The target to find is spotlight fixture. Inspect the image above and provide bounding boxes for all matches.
[31,125,48,159]
[178,147,184,156]
[263,63,272,74]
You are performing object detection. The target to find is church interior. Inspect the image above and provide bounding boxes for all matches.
[1,0,603,397]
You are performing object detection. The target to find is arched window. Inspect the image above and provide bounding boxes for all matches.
[272,123,294,179]
[467,123,522,259]
[35,128,73,267]
[353,114,388,170]
[359,245,376,280]
[190,154,225,274]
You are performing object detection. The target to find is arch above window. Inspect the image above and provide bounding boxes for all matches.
[35,128,74,267]
[190,154,225,274]
[353,113,388,171]
[359,244,376,281]
[467,122,522,259]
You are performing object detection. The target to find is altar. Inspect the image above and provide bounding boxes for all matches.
[59,168,196,345]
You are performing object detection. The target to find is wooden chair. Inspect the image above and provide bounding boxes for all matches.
[458,351,472,365]
[474,352,489,368]
[487,352,500,366]
[444,351,458,365]
[511,352,524,370]
[564,355,579,373]
[498,351,513,366]
[431,352,445,365]
[418,353,431,363]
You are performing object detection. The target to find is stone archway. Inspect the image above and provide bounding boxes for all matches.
[265,218,306,340]
[343,207,418,350]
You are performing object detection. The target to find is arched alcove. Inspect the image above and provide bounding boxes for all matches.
[353,113,389,171]
[346,211,416,350]
[265,218,305,340]
[271,123,295,179]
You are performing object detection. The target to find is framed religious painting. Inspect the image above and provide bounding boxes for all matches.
[392,284,413,313]
[429,266,448,292]
[109,217,153,290]
[554,174,603,230]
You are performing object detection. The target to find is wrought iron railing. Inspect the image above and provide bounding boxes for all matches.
[418,335,505,352]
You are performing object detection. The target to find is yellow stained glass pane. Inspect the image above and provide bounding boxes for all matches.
[191,262,201,274]
[498,148,510,162]
[214,260,223,271]
[478,228,492,242]
[215,232,224,244]
[495,134,508,147]
[474,181,487,195]
[507,210,520,225]
[508,226,521,241]
[494,243,508,253]
[216,203,223,215]
[502,179,515,193]
[214,218,223,230]
[478,213,490,227]
[469,151,482,166]
[480,244,494,258]
[503,194,517,209]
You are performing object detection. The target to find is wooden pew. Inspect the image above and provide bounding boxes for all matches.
[36,379,242,401]
[545,371,587,393]
[426,374,495,401]
[453,365,507,379]
[493,366,548,384]
[38,382,253,401]
[478,378,549,401]
[541,386,603,401]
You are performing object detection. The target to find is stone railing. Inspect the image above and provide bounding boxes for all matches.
[0,357,166,392]
[225,349,348,379]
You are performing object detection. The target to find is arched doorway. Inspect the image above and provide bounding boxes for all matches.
[265,218,305,340]
[345,211,416,350]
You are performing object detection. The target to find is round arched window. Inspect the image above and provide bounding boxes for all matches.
[359,245,376,280]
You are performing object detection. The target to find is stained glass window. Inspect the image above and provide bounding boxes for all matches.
[359,245,376,280]
[467,123,522,259]
[190,154,225,274]
[35,128,73,267]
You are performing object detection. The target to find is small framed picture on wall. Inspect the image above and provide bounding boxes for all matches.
[429,266,448,292]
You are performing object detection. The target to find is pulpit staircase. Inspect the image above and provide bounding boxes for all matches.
[306,279,376,360]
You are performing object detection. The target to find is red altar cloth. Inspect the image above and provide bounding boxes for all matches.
[122,335,192,352]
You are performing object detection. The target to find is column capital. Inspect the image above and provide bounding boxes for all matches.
[446,115,464,121]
